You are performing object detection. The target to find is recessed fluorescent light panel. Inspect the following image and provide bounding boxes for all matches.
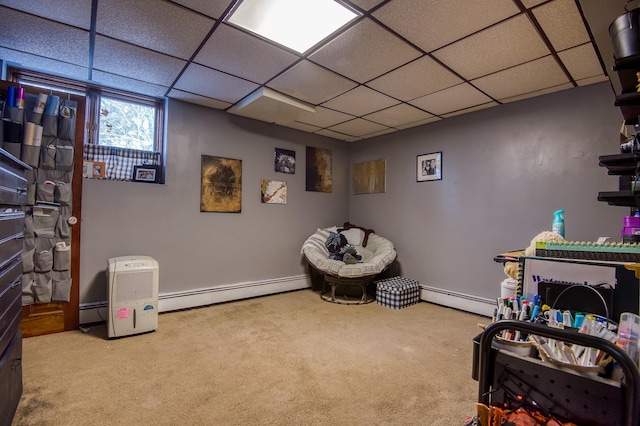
[227,0,360,54]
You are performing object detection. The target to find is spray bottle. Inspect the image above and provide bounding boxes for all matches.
[552,210,565,238]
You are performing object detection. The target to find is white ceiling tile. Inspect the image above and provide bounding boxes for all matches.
[558,43,606,81]
[0,0,91,29]
[321,86,399,116]
[93,36,186,86]
[348,0,386,12]
[328,118,389,137]
[408,83,494,115]
[96,0,214,60]
[366,56,463,101]
[472,56,570,100]
[315,128,353,140]
[440,102,498,118]
[0,9,89,67]
[309,18,422,83]
[363,103,434,128]
[433,14,550,80]
[0,48,89,81]
[175,63,259,103]
[296,106,354,128]
[267,60,358,104]
[168,89,232,110]
[576,75,610,86]
[396,116,442,130]
[170,0,230,19]
[283,121,322,133]
[195,24,299,84]
[91,70,168,97]
[499,83,573,103]
[373,0,520,52]
[362,128,398,139]
[521,0,548,8]
[533,0,590,51]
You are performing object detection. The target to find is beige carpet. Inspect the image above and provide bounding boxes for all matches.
[12,290,486,425]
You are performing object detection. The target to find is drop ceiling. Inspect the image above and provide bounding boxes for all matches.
[0,0,627,142]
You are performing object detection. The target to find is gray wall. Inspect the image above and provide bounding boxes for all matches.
[80,82,628,307]
[79,100,350,303]
[349,82,627,300]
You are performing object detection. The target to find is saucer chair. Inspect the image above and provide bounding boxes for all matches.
[301,222,397,304]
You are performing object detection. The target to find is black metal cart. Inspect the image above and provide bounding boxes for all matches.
[474,320,640,426]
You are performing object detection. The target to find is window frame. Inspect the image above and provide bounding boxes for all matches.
[7,67,166,184]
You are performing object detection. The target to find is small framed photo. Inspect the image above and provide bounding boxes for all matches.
[133,165,159,183]
[83,161,106,178]
[274,148,296,174]
[417,152,442,182]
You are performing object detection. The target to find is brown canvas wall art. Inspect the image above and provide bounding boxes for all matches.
[352,159,386,194]
[200,155,242,213]
[305,147,332,193]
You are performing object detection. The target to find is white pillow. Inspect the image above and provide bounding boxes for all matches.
[340,228,363,246]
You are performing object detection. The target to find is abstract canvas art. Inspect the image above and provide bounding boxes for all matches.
[352,159,386,194]
[261,179,287,204]
[305,147,332,193]
[200,155,242,213]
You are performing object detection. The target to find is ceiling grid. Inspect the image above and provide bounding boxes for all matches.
[0,0,621,141]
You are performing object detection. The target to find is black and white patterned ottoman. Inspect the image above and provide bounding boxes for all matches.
[375,277,421,309]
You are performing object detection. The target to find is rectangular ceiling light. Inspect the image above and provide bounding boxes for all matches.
[227,0,360,54]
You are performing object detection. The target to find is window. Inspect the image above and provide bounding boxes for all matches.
[98,96,156,151]
[8,67,165,183]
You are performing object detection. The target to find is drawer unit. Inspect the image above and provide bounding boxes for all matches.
[0,333,22,426]
[0,163,27,207]
[0,259,22,357]
[0,148,30,424]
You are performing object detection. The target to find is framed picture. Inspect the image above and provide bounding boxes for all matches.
[274,148,295,174]
[133,165,159,183]
[417,152,442,182]
[83,160,106,178]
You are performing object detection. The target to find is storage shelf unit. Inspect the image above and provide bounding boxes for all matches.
[599,56,640,209]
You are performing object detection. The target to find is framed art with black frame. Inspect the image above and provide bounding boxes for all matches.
[132,165,159,183]
[417,152,442,182]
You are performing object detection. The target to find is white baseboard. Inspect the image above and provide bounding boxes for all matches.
[79,277,493,325]
[79,275,311,325]
[420,285,494,317]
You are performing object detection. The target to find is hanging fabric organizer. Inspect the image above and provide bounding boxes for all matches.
[1,88,75,305]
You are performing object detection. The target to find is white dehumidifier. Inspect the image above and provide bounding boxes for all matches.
[107,256,159,338]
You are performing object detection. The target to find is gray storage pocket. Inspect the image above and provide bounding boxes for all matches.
[36,180,56,203]
[22,273,35,306]
[55,214,70,239]
[53,244,70,271]
[55,146,74,171]
[21,247,35,273]
[7,107,24,123]
[54,181,71,205]
[33,207,59,238]
[33,272,52,303]
[52,270,71,302]
[40,144,57,169]
[21,144,40,168]
[41,114,57,137]
[23,210,34,238]
[34,248,53,272]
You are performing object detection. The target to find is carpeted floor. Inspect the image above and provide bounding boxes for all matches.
[11,289,486,425]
